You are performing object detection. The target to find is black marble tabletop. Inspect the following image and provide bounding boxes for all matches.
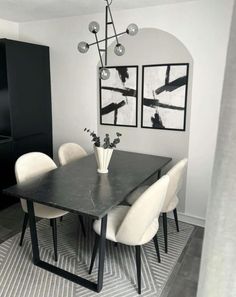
[3,150,171,219]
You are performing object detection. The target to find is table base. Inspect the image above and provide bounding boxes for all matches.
[26,200,107,293]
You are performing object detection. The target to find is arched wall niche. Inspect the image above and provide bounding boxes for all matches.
[98,27,193,212]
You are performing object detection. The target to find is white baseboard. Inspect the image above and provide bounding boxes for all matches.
[167,211,205,227]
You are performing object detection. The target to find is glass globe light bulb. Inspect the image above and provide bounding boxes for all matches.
[114,43,125,56]
[77,41,89,53]
[100,68,110,80]
[126,23,138,36]
[88,21,100,34]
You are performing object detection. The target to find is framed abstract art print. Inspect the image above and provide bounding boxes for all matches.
[141,63,189,131]
[99,66,138,127]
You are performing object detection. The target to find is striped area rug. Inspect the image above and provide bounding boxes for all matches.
[0,214,194,297]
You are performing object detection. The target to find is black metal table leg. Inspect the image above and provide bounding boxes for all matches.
[19,213,29,247]
[97,215,107,292]
[78,215,86,237]
[26,199,107,293]
[89,234,100,274]
[26,201,40,264]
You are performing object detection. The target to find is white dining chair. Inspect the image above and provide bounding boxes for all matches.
[58,142,88,236]
[89,175,169,294]
[58,142,87,166]
[126,158,188,253]
[161,158,188,253]
[15,152,68,261]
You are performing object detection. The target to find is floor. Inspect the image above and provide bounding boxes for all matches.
[161,225,204,297]
[0,203,204,297]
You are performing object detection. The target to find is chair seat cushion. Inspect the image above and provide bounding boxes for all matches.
[93,205,159,246]
[162,195,179,213]
[21,199,68,219]
[93,205,130,242]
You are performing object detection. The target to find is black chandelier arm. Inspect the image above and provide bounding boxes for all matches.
[105,0,119,44]
[94,32,104,68]
[105,5,108,65]
[88,31,127,47]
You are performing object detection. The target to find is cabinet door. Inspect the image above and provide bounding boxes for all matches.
[13,133,52,160]
[5,40,52,140]
[0,42,11,136]
[0,42,7,89]
[0,140,18,209]
[0,140,14,189]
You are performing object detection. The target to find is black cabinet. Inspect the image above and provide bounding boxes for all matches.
[0,39,53,209]
[0,137,16,209]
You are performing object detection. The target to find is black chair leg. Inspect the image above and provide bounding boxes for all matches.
[19,213,29,246]
[89,234,100,274]
[78,215,86,237]
[173,208,179,232]
[153,236,161,263]
[163,213,168,253]
[51,218,58,262]
[135,246,141,295]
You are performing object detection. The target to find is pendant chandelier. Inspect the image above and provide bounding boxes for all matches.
[77,0,138,80]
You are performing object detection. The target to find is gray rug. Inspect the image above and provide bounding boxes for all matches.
[0,214,194,297]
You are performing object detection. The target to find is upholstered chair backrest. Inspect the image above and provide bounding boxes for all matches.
[116,175,169,245]
[162,158,188,211]
[58,143,87,166]
[15,152,57,212]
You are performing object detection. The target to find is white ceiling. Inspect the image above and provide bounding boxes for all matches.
[0,0,195,22]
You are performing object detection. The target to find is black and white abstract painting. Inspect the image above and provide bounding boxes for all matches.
[100,66,138,127]
[141,63,189,131]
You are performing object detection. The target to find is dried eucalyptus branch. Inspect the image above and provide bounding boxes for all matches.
[84,129,122,148]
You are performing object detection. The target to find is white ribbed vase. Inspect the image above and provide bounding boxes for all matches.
[94,147,113,173]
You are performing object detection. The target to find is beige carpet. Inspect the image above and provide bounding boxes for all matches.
[0,214,194,297]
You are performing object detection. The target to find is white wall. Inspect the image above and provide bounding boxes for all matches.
[0,18,18,39]
[19,13,104,155]
[197,2,236,294]
[18,0,234,223]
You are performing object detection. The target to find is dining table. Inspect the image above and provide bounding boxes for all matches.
[3,149,171,293]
